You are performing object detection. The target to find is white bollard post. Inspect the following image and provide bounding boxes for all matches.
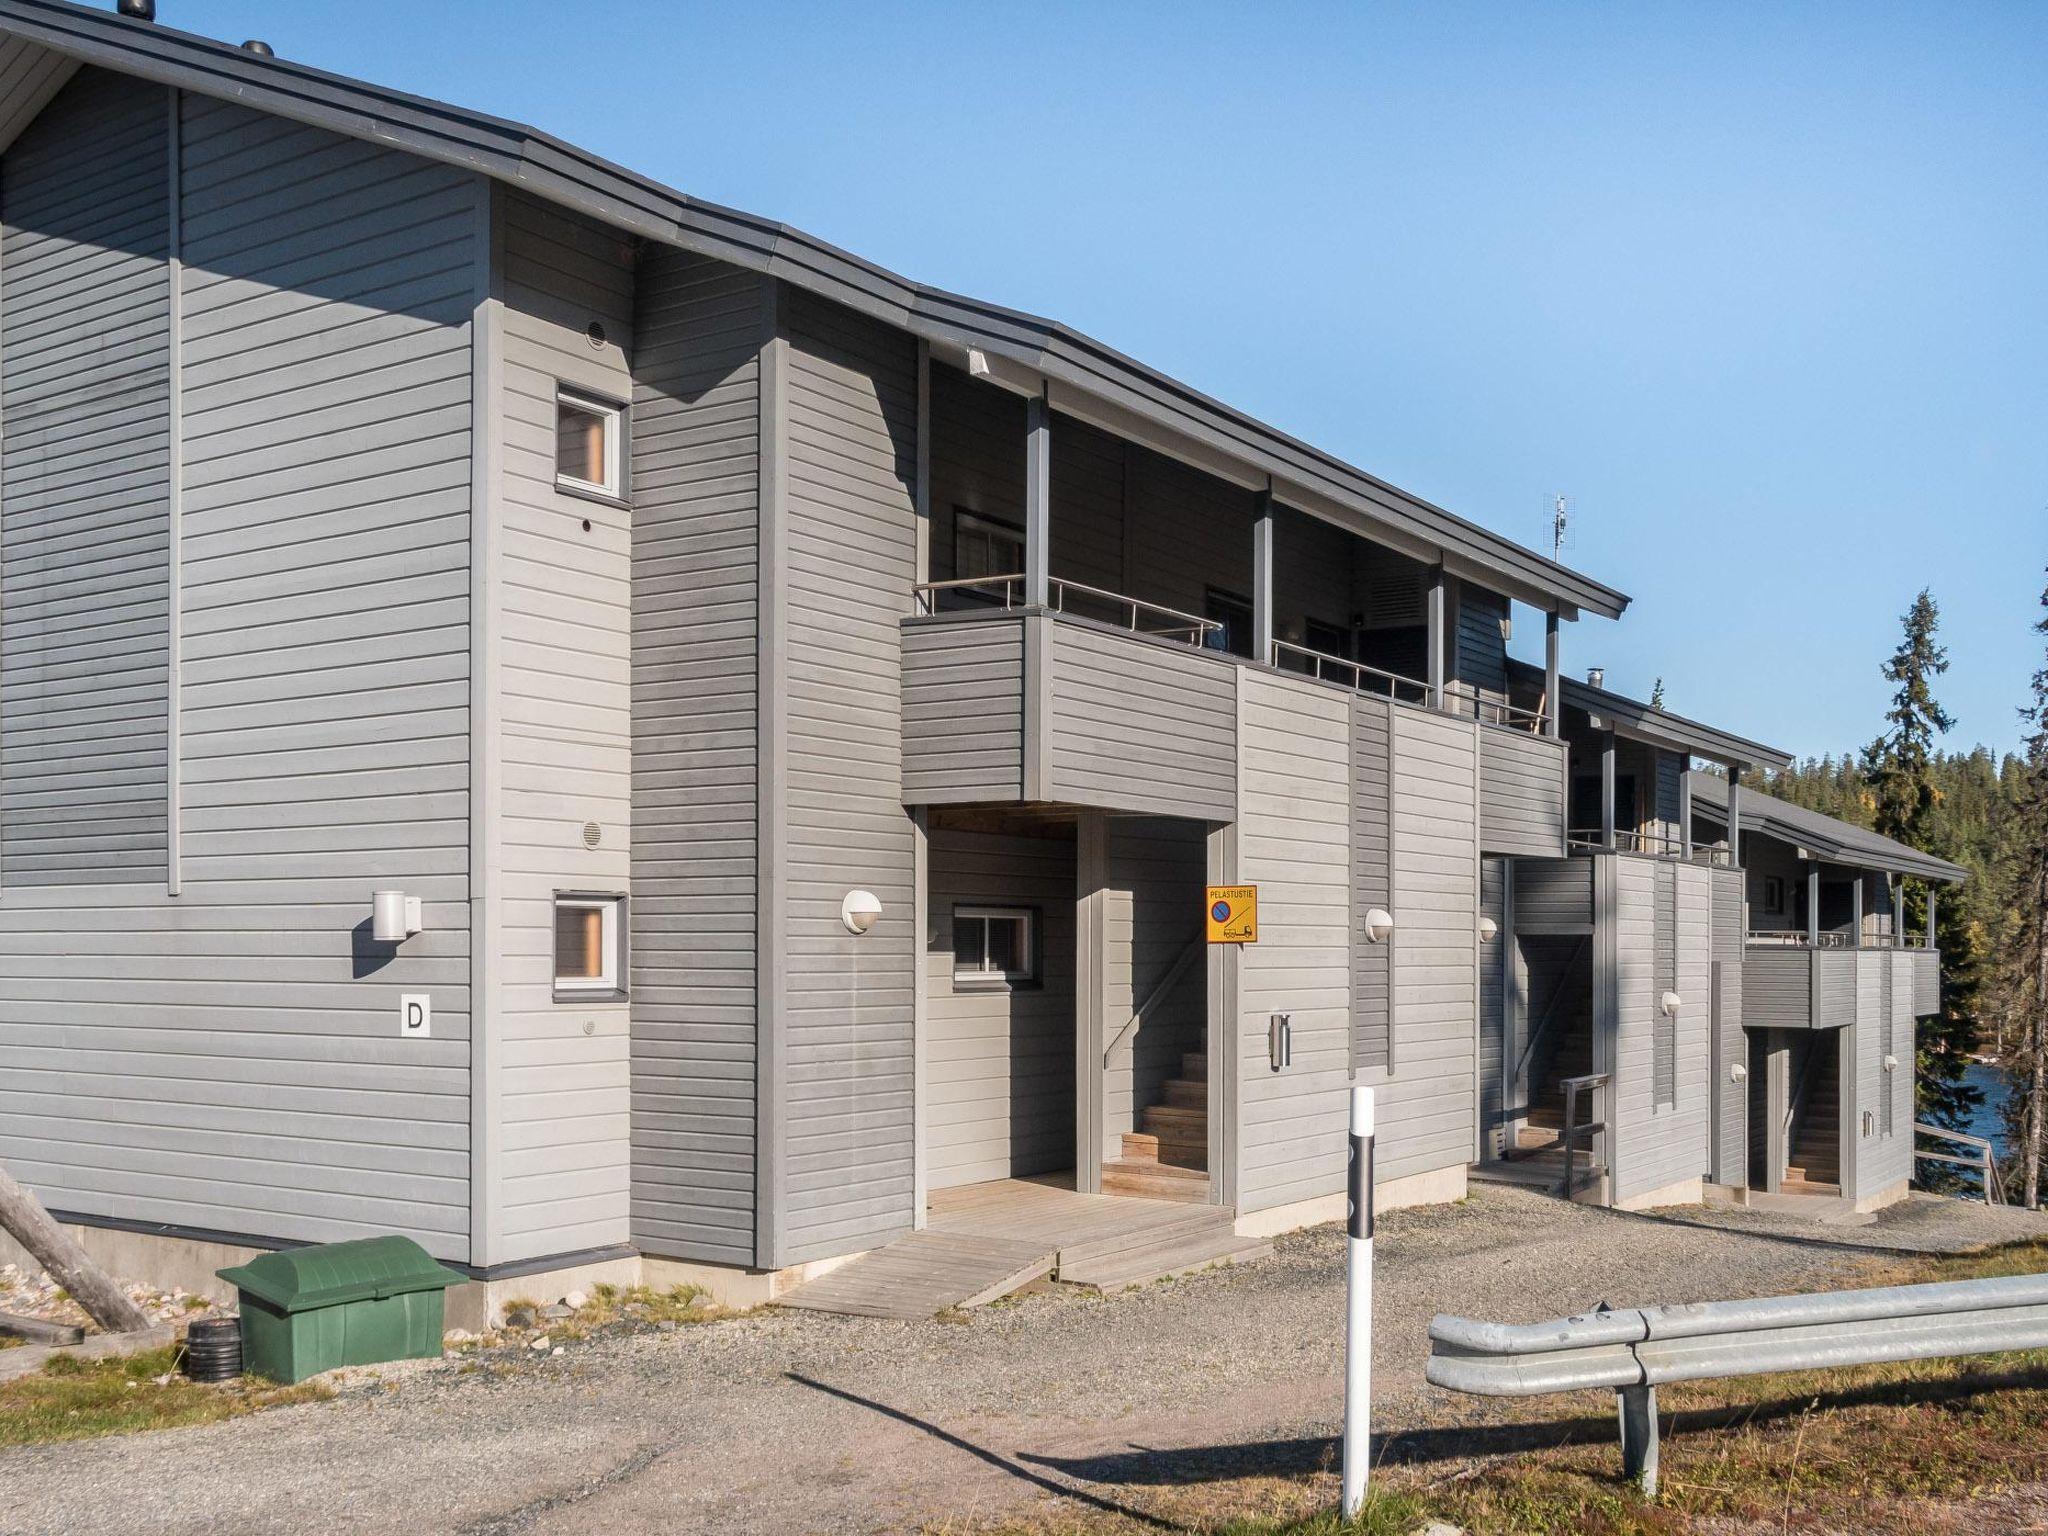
[1341,1084,1375,1521]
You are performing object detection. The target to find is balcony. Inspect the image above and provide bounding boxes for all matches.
[1744,934,1940,1032]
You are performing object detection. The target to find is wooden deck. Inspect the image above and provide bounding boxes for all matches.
[776,1176,1263,1319]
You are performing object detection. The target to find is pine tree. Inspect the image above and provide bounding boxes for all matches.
[1861,590,1981,1131]
[1997,570,2048,1207]
[1650,677,1666,710]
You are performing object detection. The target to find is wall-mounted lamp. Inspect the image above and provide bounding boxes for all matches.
[1364,907,1395,944]
[841,890,882,936]
[1659,990,1683,1018]
[1478,917,1499,943]
[1730,1062,1748,1082]
[372,890,423,943]
[1883,1055,1899,1074]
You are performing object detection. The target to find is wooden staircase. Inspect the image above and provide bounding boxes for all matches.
[1102,1051,1211,1203]
[1785,1045,1842,1195]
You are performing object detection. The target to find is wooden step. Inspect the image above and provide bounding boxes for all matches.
[1100,1158,1211,1203]
[1141,1104,1205,1137]
[1182,1052,1207,1082]
[1780,1175,1842,1197]
[1060,1231,1271,1295]
[1123,1131,1207,1171]
[1161,1077,1207,1109]
[1055,1207,1235,1273]
[1121,1132,1161,1163]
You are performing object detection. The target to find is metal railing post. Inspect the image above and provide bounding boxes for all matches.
[1617,1383,1660,1497]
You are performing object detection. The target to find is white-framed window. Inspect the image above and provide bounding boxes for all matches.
[554,893,623,995]
[952,905,1036,985]
[954,509,1024,584]
[555,386,624,498]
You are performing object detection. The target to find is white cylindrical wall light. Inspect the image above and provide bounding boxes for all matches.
[372,890,423,943]
[1364,908,1395,944]
[841,890,883,936]
[1477,916,1499,943]
[1660,990,1683,1018]
[1883,1055,1899,1073]
[1730,1062,1748,1082]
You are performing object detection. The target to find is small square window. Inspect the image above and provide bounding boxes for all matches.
[554,894,623,996]
[953,906,1035,985]
[556,388,623,498]
[954,510,1024,584]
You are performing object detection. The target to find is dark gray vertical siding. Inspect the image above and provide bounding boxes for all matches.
[1478,730,1567,857]
[777,286,919,1264]
[928,361,1022,583]
[0,76,480,1258]
[0,68,170,884]
[1454,585,1509,701]
[1351,696,1393,1071]
[629,249,766,1264]
[899,616,1025,802]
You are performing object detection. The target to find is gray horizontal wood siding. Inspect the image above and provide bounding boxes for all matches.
[1910,949,1940,1016]
[1514,856,1593,931]
[775,285,919,1265]
[1,67,170,886]
[1045,618,1236,820]
[1478,729,1567,857]
[1610,857,1712,1203]
[1236,670,1352,1213]
[1479,857,1507,1159]
[1380,707,1480,1184]
[925,827,1076,1188]
[0,76,481,1260]
[1812,949,1856,1030]
[629,248,767,1265]
[490,190,635,1263]
[900,615,1024,803]
[1710,866,1746,1185]
[1743,947,1812,1030]
[1351,696,1393,1072]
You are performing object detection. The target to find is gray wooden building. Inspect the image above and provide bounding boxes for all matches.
[0,0,1962,1307]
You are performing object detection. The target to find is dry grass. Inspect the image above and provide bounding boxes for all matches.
[951,1239,2048,1536]
[0,1345,329,1447]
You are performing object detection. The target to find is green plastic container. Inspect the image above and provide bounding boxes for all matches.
[218,1236,465,1383]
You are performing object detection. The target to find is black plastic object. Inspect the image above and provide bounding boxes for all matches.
[183,1317,243,1383]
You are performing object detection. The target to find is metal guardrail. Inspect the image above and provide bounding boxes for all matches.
[1269,640,1434,707]
[1427,1272,2048,1495]
[912,574,1221,645]
[1916,1121,2004,1206]
[1745,929,1938,951]
[1565,830,1736,867]
[1558,1072,1607,1202]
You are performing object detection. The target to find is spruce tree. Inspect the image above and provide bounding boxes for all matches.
[1999,570,2048,1206]
[1861,590,1981,1131]
[1650,677,1666,710]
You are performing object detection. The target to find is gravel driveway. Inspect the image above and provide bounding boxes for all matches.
[0,1185,2016,1536]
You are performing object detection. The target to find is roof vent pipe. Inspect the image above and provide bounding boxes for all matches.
[1586,667,1605,688]
[116,0,156,20]
[242,39,275,56]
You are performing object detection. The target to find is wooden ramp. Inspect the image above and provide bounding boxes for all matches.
[776,1177,1266,1320]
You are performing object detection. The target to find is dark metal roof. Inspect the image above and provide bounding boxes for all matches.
[1686,771,1967,884]
[0,0,1635,621]
[1506,659,1792,771]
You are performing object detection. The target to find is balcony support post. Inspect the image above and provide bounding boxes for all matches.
[1806,862,1820,948]
[1427,565,1446,709]
[1544,610,1561,739]
[1600,731,1617,850]
[1727,764,1744,870]
[1925,883,1937,950]
[1852,873,1864,948]
[1024,389,1050,609]
[1252,488,1275,663]
[1678,762,1693,861]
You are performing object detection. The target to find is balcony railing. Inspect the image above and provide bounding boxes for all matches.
[1566,828,1736,866]
[1270,640,1550,730]
[914,574,1221,646]
[1746,929,1935,951]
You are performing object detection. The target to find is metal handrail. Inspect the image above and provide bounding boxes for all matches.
[1426,1272,2048,1495]
[1916,1122,2004,1206]
[1102,933,1204,1066]
[1269,639,1433,704]
[1559,1071,1608,1202]
[1745,929,1921,950]
[912,574,1221,646]
[1439,681,1550,733]
[1566,829,1735,866]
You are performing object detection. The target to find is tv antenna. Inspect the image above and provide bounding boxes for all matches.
[1551,494,1569,563]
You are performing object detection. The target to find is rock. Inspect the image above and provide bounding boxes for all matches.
[540,1303,572,1321]
[503,1306,536,1329]
[528,1335,550,1352]
[685,1293,714,1311]
[443,1329,475,1345]
[1414,1524,1467,1536]
[655,1320,678,1333]
[562,1290,588,1310]
[550,1346,565,1356]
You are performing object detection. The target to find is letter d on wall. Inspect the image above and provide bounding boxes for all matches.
[400,994,432,1039]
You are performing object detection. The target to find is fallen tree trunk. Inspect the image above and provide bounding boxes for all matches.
[0,1163,150,1334]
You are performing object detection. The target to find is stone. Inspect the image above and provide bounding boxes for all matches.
[655,1320,678,1333]
[1413,1524,1467,1536]
[550,1346,565,1356]
[562,1290,588,1310]
[686,1293,714,1311]
[528,1335,550,1352]
[540,1304,572,1321]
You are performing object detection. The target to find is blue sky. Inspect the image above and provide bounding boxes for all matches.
[166,0,2048,759]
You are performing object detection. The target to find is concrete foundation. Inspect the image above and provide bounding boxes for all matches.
[1234,1160,1468,1240]
[1614,1175,1705,1213]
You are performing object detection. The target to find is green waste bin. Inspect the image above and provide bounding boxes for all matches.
[218,1236,466,1383]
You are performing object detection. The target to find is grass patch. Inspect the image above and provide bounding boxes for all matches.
[503,1283,719,1343]
[0,1346,329,1447]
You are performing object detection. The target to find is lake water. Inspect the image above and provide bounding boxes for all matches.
[1962,1060,2015,1162]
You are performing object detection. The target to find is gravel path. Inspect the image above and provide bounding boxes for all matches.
[0,1185,2018,1536]
[1643,1190,2048,1254]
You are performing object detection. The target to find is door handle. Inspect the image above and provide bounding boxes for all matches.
[1268,1014,1292,1072]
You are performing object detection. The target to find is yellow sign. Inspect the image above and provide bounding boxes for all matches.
[1206,885,1258,944]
